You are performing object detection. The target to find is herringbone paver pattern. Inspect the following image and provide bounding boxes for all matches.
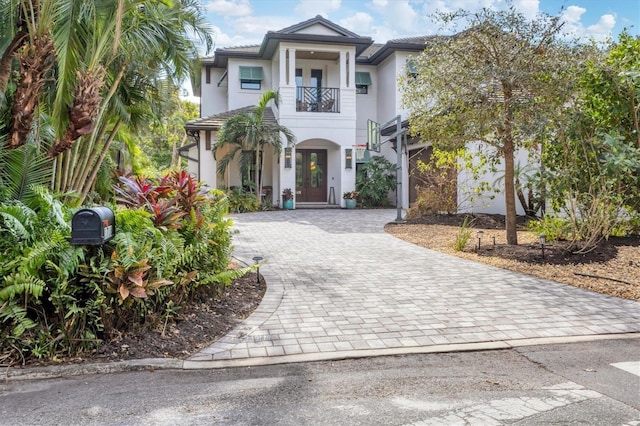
[189,209,640,362]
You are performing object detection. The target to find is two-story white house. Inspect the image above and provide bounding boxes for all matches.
[184,15,437,209]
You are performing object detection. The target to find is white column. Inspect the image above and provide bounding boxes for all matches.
[279,48,287,86]
[340,51,347,89]
[288,48,296,87]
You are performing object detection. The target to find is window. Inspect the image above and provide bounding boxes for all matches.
[241,80,261,90]
[239,66,264,90]
[355,71,371,94]
[406,59,418,79]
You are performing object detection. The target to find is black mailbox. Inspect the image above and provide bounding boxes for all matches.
[70,207,115,245]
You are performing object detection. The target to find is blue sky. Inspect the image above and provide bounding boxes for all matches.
[203,0,639,50]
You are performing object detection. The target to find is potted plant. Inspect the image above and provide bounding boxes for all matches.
[282,188,294,210]
[343,190,358,209]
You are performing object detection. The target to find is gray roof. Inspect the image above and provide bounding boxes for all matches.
[276,15,361,38]
[361,35,443,65]
[185,106,276,131]
[206,16,373,67]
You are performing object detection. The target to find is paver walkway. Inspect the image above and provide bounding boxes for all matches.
[188,209,640,365]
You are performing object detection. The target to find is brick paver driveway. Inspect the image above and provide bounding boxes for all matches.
[188,209,640,365]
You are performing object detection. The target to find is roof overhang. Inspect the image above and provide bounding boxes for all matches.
[185,106,276,131]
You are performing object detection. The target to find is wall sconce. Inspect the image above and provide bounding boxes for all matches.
[345,148,353,169]
[284,148,292,168]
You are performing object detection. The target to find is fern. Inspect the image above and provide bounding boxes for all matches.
[21,231,68,274]
[0,272,45,339]
[0,301,38,337]
[0,202,37,242]
[28,185,68,230]
[0,272,45,300]
[197,265,255,289]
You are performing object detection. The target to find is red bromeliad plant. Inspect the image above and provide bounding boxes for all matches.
[114,172,212,230]
[160,170,210,219]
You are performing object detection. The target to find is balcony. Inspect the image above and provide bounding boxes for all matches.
[296,86,340,113]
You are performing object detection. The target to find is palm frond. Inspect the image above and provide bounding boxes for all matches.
[1,144,53,203]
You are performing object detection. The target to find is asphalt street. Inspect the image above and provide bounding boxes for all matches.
[2,338,638,425]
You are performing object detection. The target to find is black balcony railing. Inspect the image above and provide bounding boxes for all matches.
[296,86,339,113]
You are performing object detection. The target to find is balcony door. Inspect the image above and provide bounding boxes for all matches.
[310,69,322,109]
[295,149,327,203]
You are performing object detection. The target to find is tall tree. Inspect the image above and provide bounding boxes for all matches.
[1,0,213,204]
[402,5,584,244]
[216,90,295,205]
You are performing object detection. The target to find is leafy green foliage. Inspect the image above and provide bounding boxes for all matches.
[226,187,259,213]
[1,171,243,364]
[356,156,396,207]
[540,33,640,252]
[453,217,474,251]
[401,3,589,244]
[527,215,572,243]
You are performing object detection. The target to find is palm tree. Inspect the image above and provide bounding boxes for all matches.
[215,90,295,204]
[1,0,213,203]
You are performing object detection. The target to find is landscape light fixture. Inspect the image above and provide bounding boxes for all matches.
[538,235,546,260]
[252,256,263,283]
[476,230,484,251]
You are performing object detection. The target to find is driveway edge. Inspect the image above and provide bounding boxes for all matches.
[5,333,639,382]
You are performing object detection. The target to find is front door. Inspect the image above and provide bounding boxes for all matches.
[296,149,327,202]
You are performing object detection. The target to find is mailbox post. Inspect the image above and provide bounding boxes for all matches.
[70,207,115,245]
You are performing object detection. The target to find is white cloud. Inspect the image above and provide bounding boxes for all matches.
[339,12,374,35]
[205,0,252,17]
[210,25,258,49]
[369,0,420,35]
[586,14,616,39]
[512,0,541,19]
[560,6,615,42]
[295,0,341,19]
[561,5,586,23]
[233,15,297,38]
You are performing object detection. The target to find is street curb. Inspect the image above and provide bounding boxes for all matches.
[5,333,639,382]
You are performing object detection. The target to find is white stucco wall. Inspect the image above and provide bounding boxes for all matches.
[198,131,217,187]
[226,59,273,110]
[200,67,228,117]
[457,142,536,216]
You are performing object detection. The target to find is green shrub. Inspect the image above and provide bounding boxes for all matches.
[527,215,571,242]
[356,156,396,207]
[226,187,259,213]
[1,173,245,365]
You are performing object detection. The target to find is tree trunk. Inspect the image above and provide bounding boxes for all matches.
[48,68,105,157]
[503,138,518,245]
[9,34,55,148]
[255,144,261,206]
[0,32,27,94]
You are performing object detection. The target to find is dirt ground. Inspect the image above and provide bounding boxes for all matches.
[386,214,639,301]
[12,213,638,367]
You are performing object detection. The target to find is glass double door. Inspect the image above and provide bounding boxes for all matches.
[295,149,327,202]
